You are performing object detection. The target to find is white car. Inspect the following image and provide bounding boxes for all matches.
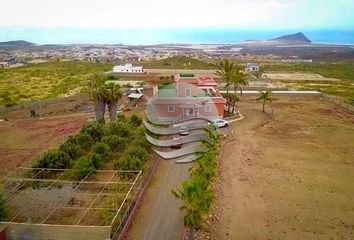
[211,119,229,128]
[178,126,189,135]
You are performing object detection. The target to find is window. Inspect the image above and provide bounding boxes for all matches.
[168,105,175,112]
[185,87,191,97]
[205,105,212,112]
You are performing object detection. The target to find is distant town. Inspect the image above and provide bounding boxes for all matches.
[1,32,353,69]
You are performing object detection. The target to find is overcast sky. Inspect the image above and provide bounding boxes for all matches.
[1,0,353,29]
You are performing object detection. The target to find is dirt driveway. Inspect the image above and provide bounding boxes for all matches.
[199,96,354,240]
[126,159,191,240]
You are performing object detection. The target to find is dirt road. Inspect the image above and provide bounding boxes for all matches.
[126,159,191,240]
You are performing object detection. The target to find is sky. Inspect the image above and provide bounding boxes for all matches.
[0,0,354,44]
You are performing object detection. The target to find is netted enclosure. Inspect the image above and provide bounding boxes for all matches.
[0,167,142,240]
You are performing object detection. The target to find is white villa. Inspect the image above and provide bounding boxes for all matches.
[113,64,144,73]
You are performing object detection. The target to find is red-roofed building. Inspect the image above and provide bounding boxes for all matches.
[150,74,226,122]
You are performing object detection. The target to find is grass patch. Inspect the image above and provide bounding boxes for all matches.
[261,62,354,83]
[0,61,112,105]
[140,56,215,69]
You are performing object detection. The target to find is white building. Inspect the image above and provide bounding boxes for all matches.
[245,63,259,73]
[113,64,144,73]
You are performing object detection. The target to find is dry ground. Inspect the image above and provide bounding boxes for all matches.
[0,115,89,176]
[263,72,341,82]
[198,96,354,240]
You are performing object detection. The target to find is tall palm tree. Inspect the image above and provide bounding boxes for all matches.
[105,82,122,121]
[90,80,108,123]
[229,66,249,96]
[215,59,234,92]
[257,90,272,113]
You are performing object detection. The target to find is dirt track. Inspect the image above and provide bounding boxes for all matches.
[199,96,354,240]
[126,159,191,240]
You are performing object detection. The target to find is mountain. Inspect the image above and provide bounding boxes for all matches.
[0,40,36,49]
[270,32,311,44]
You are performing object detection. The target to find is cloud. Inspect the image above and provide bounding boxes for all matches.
[0,0,353,29]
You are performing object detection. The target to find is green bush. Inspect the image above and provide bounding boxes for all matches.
[59,138,82,160]
[129,114,142,127]
[105,122,131,138]
[89,153,104,169]
[102,135,125,153]
[75,132,94,151]
[92,142,111,162]
[33,150,70,169]
[0,191,6,221]
[114,146,149,170]
[67,156,96,180]
[81,122,104,142]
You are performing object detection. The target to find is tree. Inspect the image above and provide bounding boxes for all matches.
[90,79,108,123]
[172,177,214,240]
[229,66,249,96]
[105,82,122,121]
[215,59,234,92]
[257,90,272,113]
[222,92,239,114]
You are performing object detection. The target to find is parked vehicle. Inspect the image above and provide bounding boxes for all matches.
[211,119,229,128]
[171,137,182,149]
[178,126,189,135]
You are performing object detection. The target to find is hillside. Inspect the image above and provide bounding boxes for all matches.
[140,56,215,69]
[270,32,311,43]
[0,40,36,49]
[0,61,112,106]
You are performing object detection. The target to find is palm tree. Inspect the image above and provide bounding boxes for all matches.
[257,90,272,113]
[172,177,214,240]
[105,82,122,121]
[90,80,108,123]
[229,66,249,96]
[215,59,234,92]
[222,92,239,114]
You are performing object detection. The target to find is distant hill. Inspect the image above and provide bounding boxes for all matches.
[0,40,36,49]
[270,32,311,43]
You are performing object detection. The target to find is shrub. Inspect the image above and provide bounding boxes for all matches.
[33,150,70,169]
[67,156,95,180]
[89,153,104,169]
[129,114,142,127]
[107,75,118,80]
[114,146,149,170]
[59,139,82,160]
[116,114,126,122]
[81,122,104,142]
[92,142,111,162]
[75,132,94,151]
[105,122,131,138]
[102,135,125,153]
[0,191,6,221]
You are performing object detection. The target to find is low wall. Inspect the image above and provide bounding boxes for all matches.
[1,223,111,240]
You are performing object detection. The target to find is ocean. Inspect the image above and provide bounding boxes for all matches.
[1,27,353,45]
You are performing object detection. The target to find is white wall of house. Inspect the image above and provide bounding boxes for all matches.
[113,64,144,73]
